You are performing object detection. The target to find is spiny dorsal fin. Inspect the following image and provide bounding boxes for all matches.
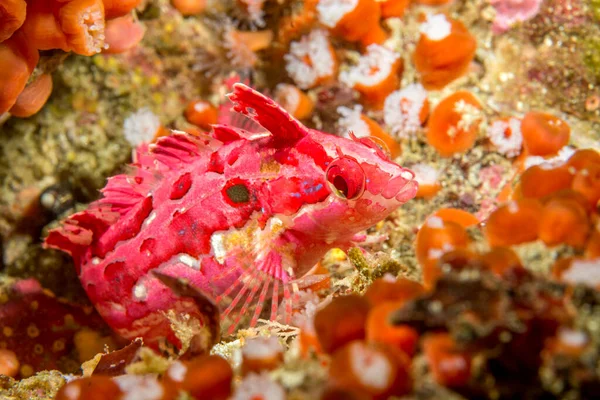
[211,124,271,144]
[227,83,308,145]
[149,130,220,169]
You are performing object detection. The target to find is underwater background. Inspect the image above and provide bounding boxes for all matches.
[1,0,600,399]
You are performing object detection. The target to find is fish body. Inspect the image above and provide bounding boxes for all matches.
[45,84,418,348]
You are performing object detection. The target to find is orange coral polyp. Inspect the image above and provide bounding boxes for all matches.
[184,100,219,131]
[538,197,590,248]
[19,0,70,51]
[521,111,570,156]
[363,278,425,306]
[423,333,472,388]
[415,216,470,288]
[571,163,600,209]
[340,45,403,110]
[484,198,543,247]
[103,14,145,54]
[519,164,574,199]
[427,91,482,156]
[378,0,411,18]
[432,208,479,228]
[329,341,411,399]
[274,84,314,120]
[413,16,476,90]
[59,0,106,56]
[171,0,207,16]
[102,0,142,19]
[163,356,233,400]
[314,294,371,354]
[566,148,600,172]
[0,33,39,114]
[0,0,26,42]
[55,376,123,400]
[366,301,419,356]
[480,247,522,277]
[318,0,382,43]
[9,73,53,118]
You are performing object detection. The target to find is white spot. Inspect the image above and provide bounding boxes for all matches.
[316,0,358,28]
[231,372,286,400]
[420,14,452,41]
[337,105,370,138]
[193,101,209,113]
[412,163,439,186]
[91,257,101,265]
[426,216,444,229]
[143,211,157,228]
[167,361,187,382]
[507,201,519,214]
[63,384,81,400]
[339,44,400,88]
[562,258,600,287]
[211,233,227,264]
[179,254,200,270]
[133,282,148,301]
[285,30,336,89]
[384,84,429,137]
[123,108,161,147]
[558,327,588,347]
[349,342,391,390]
[242,337,283,360]
[115,375,164,400]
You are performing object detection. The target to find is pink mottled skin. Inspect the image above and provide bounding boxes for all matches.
[44,84,418,348]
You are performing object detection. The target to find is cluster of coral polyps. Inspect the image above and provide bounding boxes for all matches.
[0,0,144,118]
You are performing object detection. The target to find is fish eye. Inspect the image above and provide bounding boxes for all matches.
[326,157,366,200]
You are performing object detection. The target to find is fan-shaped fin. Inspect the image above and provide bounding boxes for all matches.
[227,83,308,145]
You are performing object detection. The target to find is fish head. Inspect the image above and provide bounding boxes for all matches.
[289,129,418,243]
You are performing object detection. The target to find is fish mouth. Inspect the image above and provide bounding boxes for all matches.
[381,169,418,204]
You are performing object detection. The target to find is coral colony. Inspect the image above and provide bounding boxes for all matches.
[0,0,599,399]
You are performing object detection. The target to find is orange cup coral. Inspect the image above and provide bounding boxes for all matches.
[274,83,315,120]
[0,0,26,42]
[9,73,53,118]
[538,196,590,248]
[314,294,371,354]
[284,29,338,89]
[316,0,385,46]
[423,333,472,388]
[416,215,470,287]
[521,111,570,156]
[426,91,482,156]
[484,198,543,247]
[339,44,403,110]
[329,341,412,399]
[171,0,207,16]
[0,32,39,114]
[184,100,219,131]
[413,14,476,90]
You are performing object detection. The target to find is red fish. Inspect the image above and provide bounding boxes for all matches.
[44,84,418,349]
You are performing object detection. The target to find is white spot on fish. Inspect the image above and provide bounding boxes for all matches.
[133,282,148,301]
[143,211,157,227]
[92,257,101,265]
[179,254,200,270]
[211,233,226,264]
